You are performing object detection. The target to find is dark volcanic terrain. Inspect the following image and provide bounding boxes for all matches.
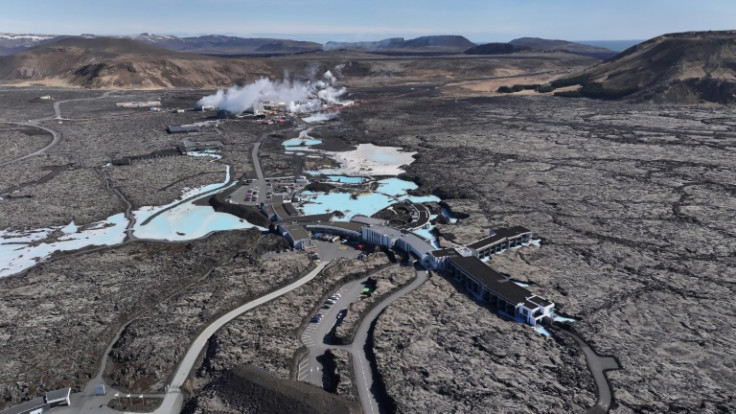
[1,32,735,414]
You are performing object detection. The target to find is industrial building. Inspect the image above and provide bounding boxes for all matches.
[116,100,160,108]
[179,138,224,153]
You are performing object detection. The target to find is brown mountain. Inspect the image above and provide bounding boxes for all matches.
[0,36,270,89]
[549,30,736,103]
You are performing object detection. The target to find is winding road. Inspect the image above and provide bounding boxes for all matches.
[43,262,329,414]
[0,122,61,168]
[0,90,622,414]
[0,90,117,168]
[557,329,621,414]
[299,265,430,414]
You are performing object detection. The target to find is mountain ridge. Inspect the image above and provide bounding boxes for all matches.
[549,30,736,103]
[0,36,270,89]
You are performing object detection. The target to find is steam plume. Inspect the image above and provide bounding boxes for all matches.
[197,71,345,114]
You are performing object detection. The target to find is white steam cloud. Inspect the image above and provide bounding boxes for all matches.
[197,71,346,114]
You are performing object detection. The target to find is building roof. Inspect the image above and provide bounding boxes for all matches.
[284,213,333,224]
[523,300,540,310]
[166,125,199,134]
[321,221,364,232]
[364,225,435,258]
[467,226,533,250]
[430,247,458,258]
[449,256,531,304]
[283,223,309,241]
[45,387,71,403]
[527,295,553,308]
[283,202,299,217]
[270,203,293,220]
[305,221,363,237]
[0,397,45,414]
[350,215,387,226]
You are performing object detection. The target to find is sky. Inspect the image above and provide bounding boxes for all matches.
[0,0,733,43]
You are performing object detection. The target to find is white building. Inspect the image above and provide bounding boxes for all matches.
[361,225,435,267]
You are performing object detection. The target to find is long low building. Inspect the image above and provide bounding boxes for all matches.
[0,388,71,414]
[468,226,533,259]
[305,221,363,239]
[448,256,554,326]
[267,205,551,328]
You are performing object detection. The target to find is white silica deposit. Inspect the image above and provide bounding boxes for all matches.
[312,144,416,176]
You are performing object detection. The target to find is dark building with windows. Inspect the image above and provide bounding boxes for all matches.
[468,226,533,260]
[448,256,554,326]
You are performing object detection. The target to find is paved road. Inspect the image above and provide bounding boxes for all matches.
[251,141,265,181]
[0,122,61,168]
[298,279,361,385]
[349,266,429,414]
[28,262,329,414]
[558,329,621,414]
[0,90,118,168]
[298,267,393,386]
[297,264,429,414]
[151,261,329,414]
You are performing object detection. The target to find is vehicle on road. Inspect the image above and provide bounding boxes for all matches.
[310,313,323,323]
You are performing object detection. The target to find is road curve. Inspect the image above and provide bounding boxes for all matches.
[0,91,118,168]
[557,329,621,414]
[151,261,329,414]
[0,122,61,168]
[349,267,430,414]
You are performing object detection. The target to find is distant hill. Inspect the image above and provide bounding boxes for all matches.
[464,43,531,55]
[0,36,270,89]
[324,35,475,53]
[510,37,617,59]
[548,31,736,103]
[134,33,322,55]
[0,33,66,55]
